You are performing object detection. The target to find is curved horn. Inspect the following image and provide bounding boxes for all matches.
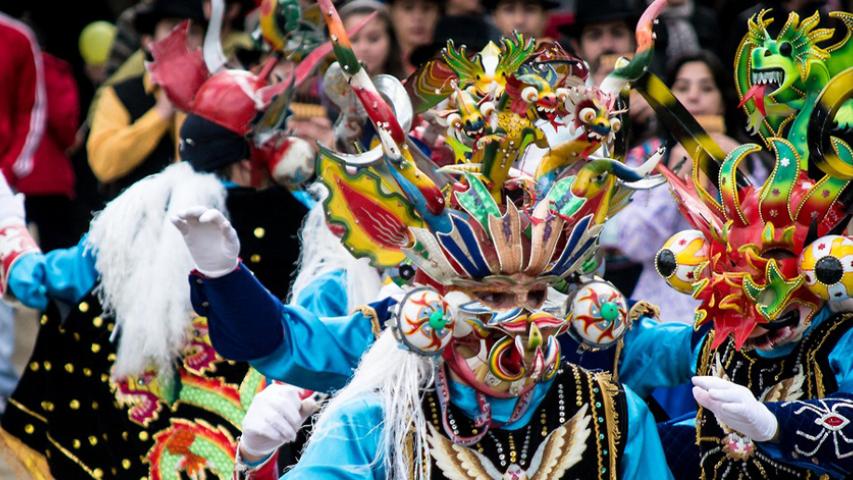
[600,0,668,96]
[203,0,228,73]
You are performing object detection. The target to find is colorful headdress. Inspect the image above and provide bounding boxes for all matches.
[313,0,669,446]
[647,8,853,351]
[655,138,850,349]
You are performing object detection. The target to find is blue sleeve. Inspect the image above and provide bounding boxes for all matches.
[620,385,675,479]
[282,394,385,480]
[249,305,383,393]
[8,236,98,310]
[828,328,853,393]
[190,263,285,361]
[760,393,853,478]
[758,329,853,478]
[294,269,349,318]
[618,317,705,398]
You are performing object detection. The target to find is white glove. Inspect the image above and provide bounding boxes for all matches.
[692,376,779,442]
[240,383,312,458]
[0,173,25,227]
[171,207,240,278]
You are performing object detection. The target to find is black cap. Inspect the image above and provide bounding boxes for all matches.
[483,0,560,12]
[409,14,502,68]
[383,0,446,7]
[560,0,638,38]
[134,0,206,35]
[180,115,250,173]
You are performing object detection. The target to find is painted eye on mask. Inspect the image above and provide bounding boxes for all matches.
[800,235,853,302]
[579,107,597,124]
[392,287,455,356]
[655,230,710,294]
[568,281,629,350]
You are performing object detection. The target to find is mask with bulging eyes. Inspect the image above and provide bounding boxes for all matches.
[391,275,569,398]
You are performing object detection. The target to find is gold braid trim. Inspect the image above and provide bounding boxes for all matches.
[595,372,621,480]
[611,339,624,383]
[45,433,103,479]
[354,305,382,338]
[0,428,52,480]
[8,398,47,424]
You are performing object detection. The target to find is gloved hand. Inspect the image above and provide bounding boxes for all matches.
[171,207,240,278]
[0,172,25,227]
[692,376,779,442]
[239,383,313,459]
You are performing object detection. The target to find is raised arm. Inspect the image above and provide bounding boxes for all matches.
[176,207,390,392]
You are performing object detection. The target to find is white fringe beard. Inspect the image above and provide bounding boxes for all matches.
[308,331,435,479]
[87,163,226,381]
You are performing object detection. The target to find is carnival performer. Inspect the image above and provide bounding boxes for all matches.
[183,0,689,390]
[624,7,853,479]
[0,2,329,477]
[176,0,683,478]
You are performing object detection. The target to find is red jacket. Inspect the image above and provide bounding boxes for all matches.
[18,53,79,198]
[0,13,45,190]
[0,14,78,198]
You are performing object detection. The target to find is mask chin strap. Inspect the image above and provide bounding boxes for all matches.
[434,362,534,447]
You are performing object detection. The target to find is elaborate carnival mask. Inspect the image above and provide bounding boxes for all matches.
[654,139,850,351]
[629,5,853,353]
[315,0,667,442]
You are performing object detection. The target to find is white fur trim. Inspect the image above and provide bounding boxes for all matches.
[88,163,227,380]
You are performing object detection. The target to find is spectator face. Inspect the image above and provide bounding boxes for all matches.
[492,1,547,38]
[671,60,724,117]
[344,13,392,76]
[575,20,633,70]
[389,0,440,51]
[149,18,204,49]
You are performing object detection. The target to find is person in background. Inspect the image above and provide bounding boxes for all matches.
[665,50,765,177]
[0,10,45,416]
[0,12,45,191]
[86,0,205,199]
[485,0,558,39]
[340,0,405,78]
[104,1,151,80]
[561,0,636,84]
[22,48,82,252]
[560,0,660,148]
[387,0,441,74]
[104,0,252,88]
[651,0,720,64]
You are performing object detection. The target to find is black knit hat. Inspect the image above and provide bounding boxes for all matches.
[134,0,206,35]
[560,0,639,38]
[180,114,250,173]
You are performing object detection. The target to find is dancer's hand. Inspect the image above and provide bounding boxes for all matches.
[239,384,312,460]
[692,376,779,442]
[171,207,240,278]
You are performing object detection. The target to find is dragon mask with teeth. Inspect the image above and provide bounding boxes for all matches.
[736,9,853,177]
